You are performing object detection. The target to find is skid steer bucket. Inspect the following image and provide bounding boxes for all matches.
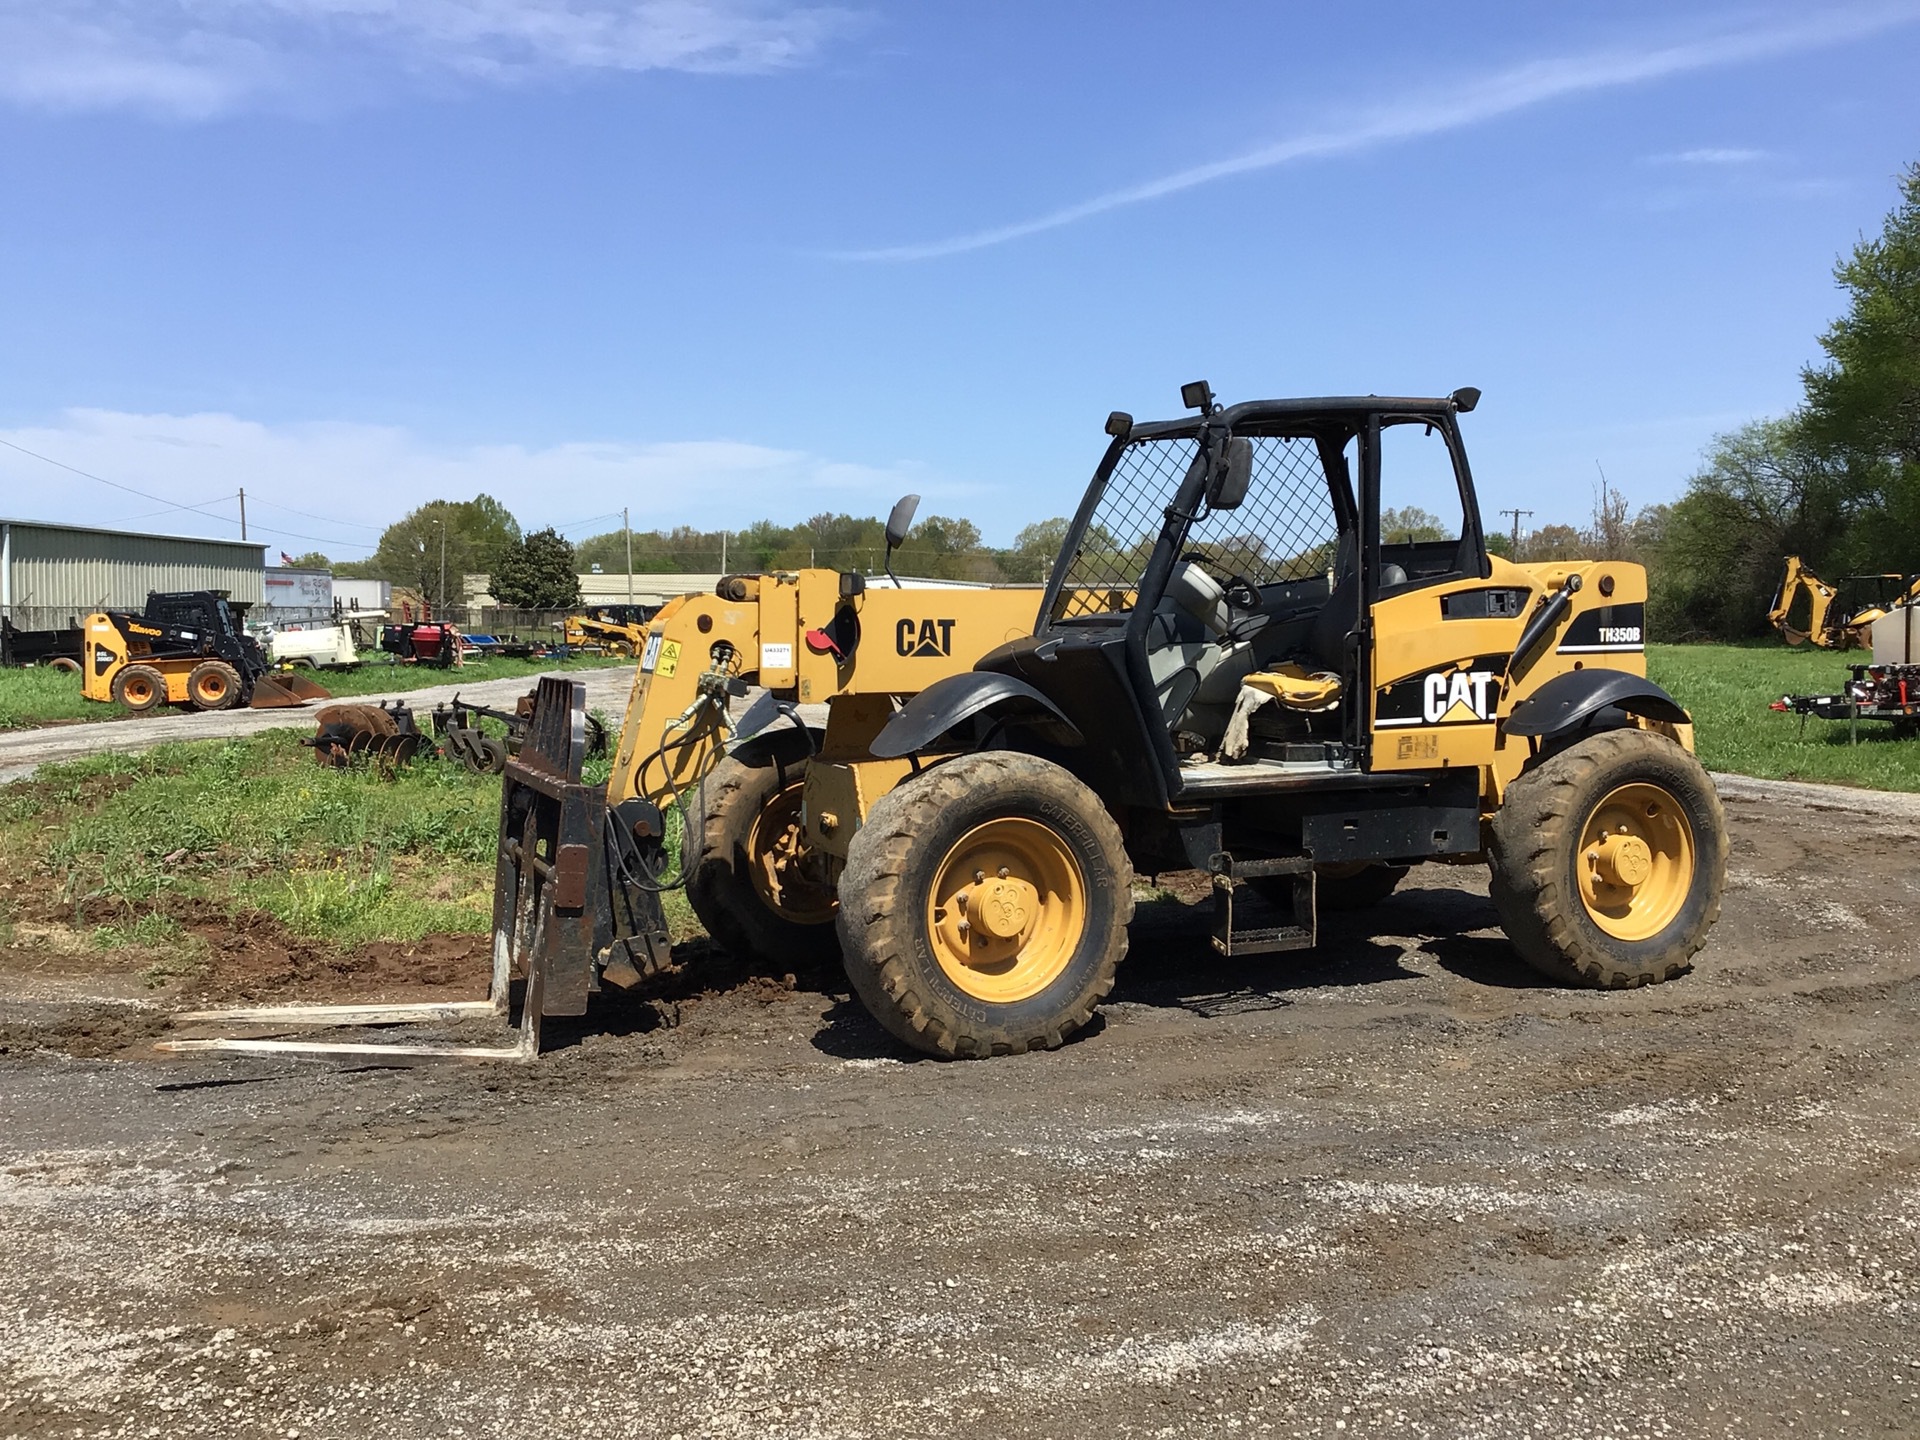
[158,675,649,1062]
[250,670,331,707]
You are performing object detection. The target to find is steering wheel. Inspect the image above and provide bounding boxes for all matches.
[1180,552,1263,613]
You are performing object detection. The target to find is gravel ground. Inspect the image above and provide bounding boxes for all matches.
[3,779,1919,1438]
[0,667,638,784]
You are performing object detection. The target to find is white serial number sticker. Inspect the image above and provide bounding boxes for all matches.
[640,634,663,672]
[760,641,793,669]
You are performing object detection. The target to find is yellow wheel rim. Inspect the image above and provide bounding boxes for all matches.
[124,676,155,705]
[925,817,1086,1004]
[745,780,837,925]
[194,675,228,704]
[1575,782,1696,942]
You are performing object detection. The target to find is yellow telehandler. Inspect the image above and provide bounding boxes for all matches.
[169,383,1726,1062]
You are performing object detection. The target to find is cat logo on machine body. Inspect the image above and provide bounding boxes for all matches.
[896,618,957,658]
[1373,654,1508,729]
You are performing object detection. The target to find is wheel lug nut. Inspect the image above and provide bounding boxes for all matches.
[974,870,986,884]
[997,866,1010,879]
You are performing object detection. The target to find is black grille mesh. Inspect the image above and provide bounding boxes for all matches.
[1056,436,1337,616]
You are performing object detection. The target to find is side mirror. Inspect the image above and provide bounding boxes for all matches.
[883,493,920,589]
[1206,437,1253,511]
[885,493,920,550]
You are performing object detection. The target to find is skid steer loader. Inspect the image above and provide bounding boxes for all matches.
[169,383,1726,1062]
[82,591,330,712]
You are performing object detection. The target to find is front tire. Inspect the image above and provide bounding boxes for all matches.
[187,660,243,711]
[836,752,1133,1059]
[112,664,166,713]
[687,727,839,968]
[1489,728,1726,987]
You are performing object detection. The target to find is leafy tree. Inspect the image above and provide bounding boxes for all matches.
[1648,418,1852,639]
[358,495,522,615]
[281,550,332,570]
[491,527,582,609]
[1651,163,1920,638]
[1379,506,1448,544]
[1000,518,1071,583]
[1524,523,1588,562]
[1801,160,1920,573]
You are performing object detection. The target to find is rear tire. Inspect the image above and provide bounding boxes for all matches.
[49,657,80,675]
[1488,728,1726,987]
[687,727,839,968]
[187,660,243,711]
[111,664,166,713]
[836,752,1132,1059]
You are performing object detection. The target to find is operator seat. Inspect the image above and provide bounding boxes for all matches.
[1146,562,1260,735]
[1307,539,1406,670]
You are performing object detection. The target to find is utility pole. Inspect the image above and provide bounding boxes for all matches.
[720,531,727,573]
[438,521,447,620]
[1499,507,1532,556]
[238,488,247,541]
[624,506,633,608]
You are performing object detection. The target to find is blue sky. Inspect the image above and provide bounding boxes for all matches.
[1,1,1917,560]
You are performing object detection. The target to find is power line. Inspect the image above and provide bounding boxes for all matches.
[111,493,239,525]
[0,436,238,524]
[245,495,387,532]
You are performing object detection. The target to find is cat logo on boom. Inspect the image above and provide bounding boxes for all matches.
[896,618,957,658]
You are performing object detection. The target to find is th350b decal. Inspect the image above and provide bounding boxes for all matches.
[1557,602,1645,654]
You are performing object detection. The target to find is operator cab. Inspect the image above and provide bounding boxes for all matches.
[1013,385,1489,802]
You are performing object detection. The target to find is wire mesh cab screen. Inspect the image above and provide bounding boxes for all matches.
[1055,434,1343,619]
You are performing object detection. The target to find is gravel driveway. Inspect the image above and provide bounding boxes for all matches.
[3,777,1917,1438]
[0,667,638,783]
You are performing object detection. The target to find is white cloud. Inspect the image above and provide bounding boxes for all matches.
[0,408,944,553]
[0,0,851,117]
[831,3,1920,261]
[1649,146,1773,165]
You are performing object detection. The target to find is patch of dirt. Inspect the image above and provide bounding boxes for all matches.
[180,921,488,1006]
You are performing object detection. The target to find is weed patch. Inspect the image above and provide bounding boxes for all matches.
[0,725,699,968]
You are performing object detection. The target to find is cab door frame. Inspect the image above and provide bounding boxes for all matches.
[1359,408,1498,773]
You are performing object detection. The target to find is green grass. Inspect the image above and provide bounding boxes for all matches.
[0,653,630,730]
[1647,641,1920,792]
[300,652,630,699]
[0,722,698,956]
[0,665,130,728]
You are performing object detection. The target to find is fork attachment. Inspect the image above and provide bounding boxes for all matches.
[158,676,670,1062]
[492,675,673,1028]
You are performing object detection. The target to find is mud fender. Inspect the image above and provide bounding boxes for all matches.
[871,672,1083,759]
[1504,669,1689,738]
